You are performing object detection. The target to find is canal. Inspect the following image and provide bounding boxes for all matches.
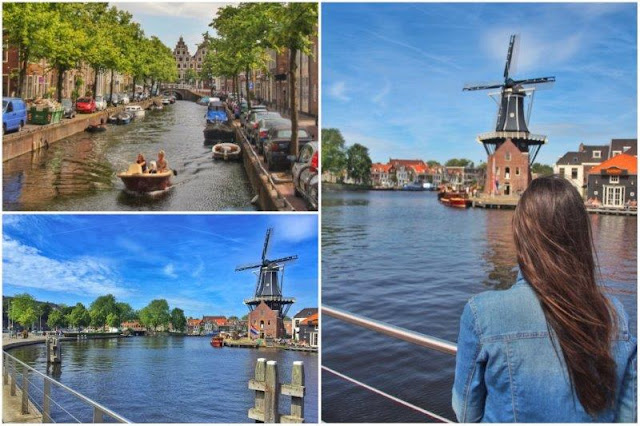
[321,190,637,422]
[9,336,318,423]
[3,101,254,211]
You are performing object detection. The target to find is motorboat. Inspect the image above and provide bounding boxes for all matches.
[115,112,133,125]
[204,121,236,146]
[402,182,425,191]
[210,336,224,347]
[117,163,173,193]
[149,103,163,111]
[161,97,171,105]
[125,105,145,118]
[107,114,118,124]
[439,191,471,208]
[85,124,107,133]
[212,143,241,161]
[206,100,228,124]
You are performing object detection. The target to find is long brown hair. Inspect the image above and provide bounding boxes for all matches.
[512,175,617,415]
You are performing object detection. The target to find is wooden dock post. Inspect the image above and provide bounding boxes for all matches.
[264,361,280,423]
[248,358,267,422]
[47,337,61,364]
[281,361,305,423]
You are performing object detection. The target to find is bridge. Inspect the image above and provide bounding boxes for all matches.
[158,84,210,102]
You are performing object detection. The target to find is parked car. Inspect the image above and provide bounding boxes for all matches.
[119,94,130,105]
[76,97,97,114]
[241,105,267,127]
[247,111,281,143]
[108,93,119,106]
[290,141,319,210]
[256,118,290,154]
[61,99,76,119]
[263,124,313,171]
[2,97,27,135]
[94,95,107,111]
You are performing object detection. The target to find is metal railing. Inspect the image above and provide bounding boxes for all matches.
[322,305,458,422]
[3,351,131,423]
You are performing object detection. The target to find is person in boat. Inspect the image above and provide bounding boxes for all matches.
[452,175,636,422]
[148,161,157,174]
[156,150,169,173]
[136,153,147,173]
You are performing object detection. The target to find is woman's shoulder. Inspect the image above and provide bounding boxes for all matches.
[606,294,633,341]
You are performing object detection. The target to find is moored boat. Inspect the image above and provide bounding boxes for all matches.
[402,182,425,191]
[203,121,236,145]
[115,112,133,125]
[212,143,241,161]
[210,336,224,347]
[125,105,145,118]
[117,163,173,193]
[85,124,107,133]
[439,191,471,208]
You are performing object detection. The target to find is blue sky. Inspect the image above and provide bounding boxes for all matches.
[322,3,637,165]
[114,3,231,53]
[3,215,318,319]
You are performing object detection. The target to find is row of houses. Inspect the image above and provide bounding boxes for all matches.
[172,33,318,118]
[185,315,245,335]
[247,303,318,347]
[371,159,483,189]
[3,35,133,100]
[553,139,637,207]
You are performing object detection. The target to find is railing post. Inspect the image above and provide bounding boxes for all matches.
[10,357,16,396]
[21,363,29,414]
[3,353,8,385]
[264,360,280,423]
[93,407,104,423]
[43,376,51,423]
[248,358,266,422]
[281,362,305,423]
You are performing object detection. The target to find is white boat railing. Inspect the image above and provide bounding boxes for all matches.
[3,351,131,423]
[322,305,458,423]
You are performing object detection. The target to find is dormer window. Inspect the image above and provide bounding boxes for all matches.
[612,150,622,157]
[623,146,631,152]
[572,157,578,164]
[505,152,511,161]
[593,151,601,159]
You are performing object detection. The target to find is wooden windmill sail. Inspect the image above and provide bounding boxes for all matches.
[235,228,297,319]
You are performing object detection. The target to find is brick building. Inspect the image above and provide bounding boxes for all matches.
[586,153,637,207]
[484,139,531,196]
[247,301,283,340]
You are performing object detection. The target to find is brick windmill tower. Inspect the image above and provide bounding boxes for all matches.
[235,228,297,340]
[464,35,555,196]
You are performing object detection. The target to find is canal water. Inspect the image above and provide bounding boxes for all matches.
[3,101,254,211]
[9,336,318,423]
[321,190,637,423]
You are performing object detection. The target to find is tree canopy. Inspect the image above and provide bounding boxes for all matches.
[8,294,38,328]
[139,299,171,331]
[347,143,373,185]
[322,129,348,176]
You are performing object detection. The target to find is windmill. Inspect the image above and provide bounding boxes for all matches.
[463,34,555,164]
[463,34,555,196]
[235,228,297,319]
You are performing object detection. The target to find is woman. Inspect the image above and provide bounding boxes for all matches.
[453,176,636,422]
[156,150,169,173]
[136,153,147,173]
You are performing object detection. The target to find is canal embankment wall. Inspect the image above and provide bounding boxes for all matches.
[3,98,160,162]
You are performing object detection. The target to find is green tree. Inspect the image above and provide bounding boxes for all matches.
[117,302,137,322]
[47,309,66,330]
[267,2,318,156]
[322,128,347,178]
[66,303,90,330]
[8,294,38,330]
[89,294,118,330]
[346,143,373,185]
[445,158,473,168]
[170,308,187,333]
[139,299,170,331]
[531,163,554,176]
[427,160,441,168]
[106,312,120,328]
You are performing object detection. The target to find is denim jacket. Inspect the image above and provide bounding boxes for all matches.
[452,273,637,422]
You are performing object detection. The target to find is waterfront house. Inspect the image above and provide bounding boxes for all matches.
[121,321,145,332]
[247,301,284,340]
[187,318,203,335]
[586,153,637,208]
[484,139,531,196]
[292,308,318,341]
[371,163,393,188]
[298,313,318,347]
[201,316,227,334]
[554,144,610,197]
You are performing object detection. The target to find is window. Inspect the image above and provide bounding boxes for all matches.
[612,150,622,157]
[610,176,620,184]
[505,167,511,180]
[623,146,631,152]
[572,157,578,164]
[593,151,601,159]
[515,167,520,176]
[3,42,8,62]
[559,167,565,176]
[505,152,511,161]
[571,168,578,180]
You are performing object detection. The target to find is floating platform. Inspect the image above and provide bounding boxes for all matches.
[586,207,637,216]
[470,197,518,209]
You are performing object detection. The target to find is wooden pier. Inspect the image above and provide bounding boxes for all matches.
[470,197,518,209]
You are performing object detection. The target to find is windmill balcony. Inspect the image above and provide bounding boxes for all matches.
[477,131,547,144]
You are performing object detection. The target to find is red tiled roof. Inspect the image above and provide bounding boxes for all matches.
[371,162,392,173]
[202,316,228,326]
[588,153,637,175]
[188,319,202,326]
[389,159,426,167]
[300,313,318,326]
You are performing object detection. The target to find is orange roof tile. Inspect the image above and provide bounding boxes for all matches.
[588,153,637,175]
[300,313,318,326]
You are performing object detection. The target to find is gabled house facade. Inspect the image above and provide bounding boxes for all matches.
[586,153,637,208]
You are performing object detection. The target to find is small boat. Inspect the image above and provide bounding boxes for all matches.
[402,182,425,191]
[115,112,133,125]
[161,97,171,105]
[210,336,224,347]
[212,143,241,161]
[206,101,228,124]
[117,163,173,193]
[439,191,471,208]
[203,121,235,145]
[169,96,176,104]
[85,124,107,133]
[125,105,145,118]
[107,115,118,124]
[197,96,210,105]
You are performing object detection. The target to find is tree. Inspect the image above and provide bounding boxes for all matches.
[427,160,441,168]
[47,309,66,330]
[139,299,170,331]
[89,294,118,331]
[445,158,473,168]
[106,312,120,328]
[8,294,38,330]
[66,303,90,330]
[267,3,318,157]
[531,163,554,176]
[117,302,136,322]
[170,308,187,333]
[346,143,373,185]
[322,128,347,177]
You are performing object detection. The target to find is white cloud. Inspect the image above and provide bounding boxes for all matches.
[328,81,351,102]
[268,216,318,243]
[115,3,226,23]
[163,263,178,279]
[3,236,130,297]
